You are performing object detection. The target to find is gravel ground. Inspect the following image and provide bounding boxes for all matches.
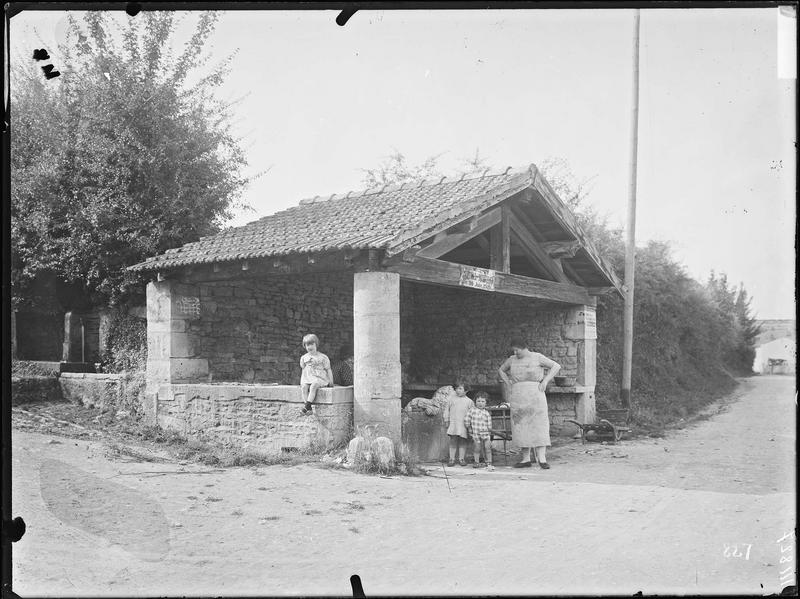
[10,375,796,596]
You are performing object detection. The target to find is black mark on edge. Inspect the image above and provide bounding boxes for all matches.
[126,3,142,17]
[350,574,365,597]
[2,516,26,542]
[336,10,357,26]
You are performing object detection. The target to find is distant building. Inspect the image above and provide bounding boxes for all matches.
[753,337,796,374]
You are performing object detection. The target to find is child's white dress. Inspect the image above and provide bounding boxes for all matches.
[300,352,330,385]
[445,395,475,438]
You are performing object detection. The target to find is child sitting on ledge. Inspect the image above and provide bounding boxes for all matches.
[299,333,333,415]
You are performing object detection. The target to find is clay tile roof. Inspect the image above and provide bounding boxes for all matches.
[128,165,538,273]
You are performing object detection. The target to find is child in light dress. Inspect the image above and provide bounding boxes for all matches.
[444,381,474,466]
[299,333,333,415]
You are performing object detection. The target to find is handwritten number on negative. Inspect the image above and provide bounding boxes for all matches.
[723,543,752,560]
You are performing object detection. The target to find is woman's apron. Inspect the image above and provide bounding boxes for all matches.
[508,381,551,447]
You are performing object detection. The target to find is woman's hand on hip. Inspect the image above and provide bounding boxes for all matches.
[538,381,547,392]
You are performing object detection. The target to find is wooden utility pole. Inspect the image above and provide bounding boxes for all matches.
[621,9,641,409]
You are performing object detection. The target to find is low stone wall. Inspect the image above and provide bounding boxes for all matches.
[11,376,63,405]
[154,384,354,452]
[59,372,124,409]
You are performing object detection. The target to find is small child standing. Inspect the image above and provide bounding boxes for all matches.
[299,334,333,415]
[465,391,494,471]
[444,382,474,466]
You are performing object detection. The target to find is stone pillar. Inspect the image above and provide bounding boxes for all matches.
[353,272,402,442]
[564,300,598,424]
[145,281,208,423]
[98,309,113,361]
[62,311,83,362]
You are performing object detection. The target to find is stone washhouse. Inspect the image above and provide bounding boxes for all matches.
[129,164,622,457]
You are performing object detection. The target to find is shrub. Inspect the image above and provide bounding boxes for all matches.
[11,360,59,377]
[103,311,147,373]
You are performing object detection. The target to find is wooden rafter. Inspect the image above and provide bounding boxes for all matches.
[417,207,502,259]
[501,205,511,272]
[383,256,592,305]
[488,205,511,273]
[508,212,571,284]
[540,240,582,258]
[588,286,618,296]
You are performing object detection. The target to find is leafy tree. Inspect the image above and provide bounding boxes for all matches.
[11,11,256,308]
[361,150,443,189]
[537,156,597,211]
[733,285,761,372]
[706,273,761,374]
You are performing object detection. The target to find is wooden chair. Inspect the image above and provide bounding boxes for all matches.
[488,406,512,464]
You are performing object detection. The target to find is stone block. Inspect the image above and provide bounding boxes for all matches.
[170,332,196,358]
[170,320,188,333]
[147,282,173,322]
[170,358,209,382]
[347,436,368,464]
[147,359,171,382]
[401,411,447,462]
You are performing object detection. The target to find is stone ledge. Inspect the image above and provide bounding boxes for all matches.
[159,384,354,405]
[59,372,124,381]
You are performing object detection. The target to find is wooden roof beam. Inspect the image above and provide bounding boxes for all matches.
[588,286,618,296]
[417,207,502,259]
[540,240,582,259]
[384,256,592,305]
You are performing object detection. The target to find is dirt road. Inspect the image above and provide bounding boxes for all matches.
[10,375,796,596]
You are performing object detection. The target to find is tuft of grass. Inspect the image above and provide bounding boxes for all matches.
[320,425,424,477]
[106,442,165,463]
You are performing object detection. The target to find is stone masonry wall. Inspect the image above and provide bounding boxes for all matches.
[189,272,354,384]
[11,376,64,405]
[59,372,124,410]
[401,283,579,387]
[156,384,354,452]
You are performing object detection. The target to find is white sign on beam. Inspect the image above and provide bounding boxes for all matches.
[459,265,496,291]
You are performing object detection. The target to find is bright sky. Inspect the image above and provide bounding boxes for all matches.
[12,7,797,320]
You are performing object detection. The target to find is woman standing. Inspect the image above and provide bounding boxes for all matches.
[498,336,561,469]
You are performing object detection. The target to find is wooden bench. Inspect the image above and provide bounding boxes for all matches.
[566,408,631,444]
